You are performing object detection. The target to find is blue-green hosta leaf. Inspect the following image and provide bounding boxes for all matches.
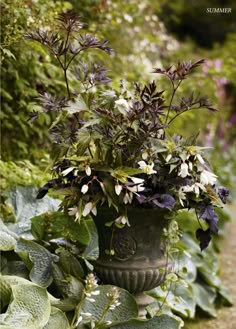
[15,238,54,287]
[0,283,51,329]
[52,264,84,304]
[192,283,217,317]
[1,275,59,306]
[80,285,138,324]
[43,307,70,329]
[6,187,60,239]
[110,314,182,329]
[0,220,17,251]
[0,275,12,309]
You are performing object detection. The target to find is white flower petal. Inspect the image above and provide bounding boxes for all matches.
[178,162,189,178]
[81,184,89,194]
[62,167,74,176]
[85,166,92,176]
[130,177,144,184]
[83,202,93,217]
[115,184,122,195]
[196,154,205,164]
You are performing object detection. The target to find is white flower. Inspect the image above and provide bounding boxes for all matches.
[188,161,193,171]
[91,205,97,216]
[130,177,144,184]
[142,151,148,160]
[178,162,190,178]
[81,184,89,194]
[200,169,217,186]
[138,161,157,174]
[196,154,205,165]
[86,297,96,303]
[166,154,172,162]
[123,192,133,204]
[81,312,92,318]
[126,177,145,194]
[85,165,92,176]
[115,184,122,195]
[68,207,78,216]
[82,202,93,216]
[178,189,186,207]
[114,98,130,115]
[62,167,74,176]
[115,215,130,226]
[74,316,83,327]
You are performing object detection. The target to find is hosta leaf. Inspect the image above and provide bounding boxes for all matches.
[15,238,54,287]
[0,232,17,251]
[57,249,84,279]
[1,275,59,306]
[31,211,91,246]
[0,283,51,329]
[52,264,84,304]
[5,187,60,238]
[0,220,17,251]
[43,307,70,329]
[81,285,138,323]
[0,275,12,309]
[110,314,181,329]
[192,283,217,317]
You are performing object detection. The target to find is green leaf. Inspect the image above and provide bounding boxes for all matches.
[52,264,84,304]
[15,238,54,287]
[0,275,12,309]
[5,187,60,239]
[82,219,99,260]
[102,178,119,211]
[57,249,84,279]
[0,232,17,251]
[0,283,51,329]
[0,220,18,251]
[43,307,70,329]
[110,314,181,329]
[31,211,91,246]
[192,283,217,317]
[81,285,138,323]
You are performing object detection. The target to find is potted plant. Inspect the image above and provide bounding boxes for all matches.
[28,12,228,297]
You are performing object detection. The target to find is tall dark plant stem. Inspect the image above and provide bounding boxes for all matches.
[165,80,182,125]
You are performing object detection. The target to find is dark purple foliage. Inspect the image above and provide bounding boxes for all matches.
[196,228,211,251]
[218,186,229,204]
[200,206,218,233]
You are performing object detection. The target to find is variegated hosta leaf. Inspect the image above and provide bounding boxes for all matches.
[0,219,17,251]
[15,238,54,287]
[0,275,59,305]
[0,283,51,329]
[110,314,182,329]
[80,285,138,324]
[43,307,70,329]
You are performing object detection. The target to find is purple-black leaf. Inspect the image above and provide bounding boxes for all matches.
[200,206,218,233]
[218,186,229,204]
[152,194,175,210]
[196,228,211,251]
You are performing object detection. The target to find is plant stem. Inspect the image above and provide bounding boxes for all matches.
[64,68,71,99]
[165,80,182,125]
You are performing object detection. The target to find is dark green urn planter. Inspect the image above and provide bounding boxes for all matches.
[93,207,169,294]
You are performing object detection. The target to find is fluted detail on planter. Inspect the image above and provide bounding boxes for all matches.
[95,263,165,293]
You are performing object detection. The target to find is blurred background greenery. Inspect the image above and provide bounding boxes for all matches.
[1,0,236,193]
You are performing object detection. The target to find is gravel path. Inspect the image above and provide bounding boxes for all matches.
[185,204,236,329]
